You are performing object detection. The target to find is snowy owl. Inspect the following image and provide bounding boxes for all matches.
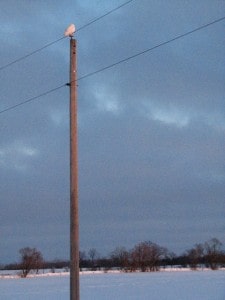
[64,24,76,37]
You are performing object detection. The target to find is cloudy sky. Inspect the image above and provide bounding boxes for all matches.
[0,0,224,263]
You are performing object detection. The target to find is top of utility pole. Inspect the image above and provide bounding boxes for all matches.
[64,24,76,37]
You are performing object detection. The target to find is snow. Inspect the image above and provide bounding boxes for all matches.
[0,270,224,299]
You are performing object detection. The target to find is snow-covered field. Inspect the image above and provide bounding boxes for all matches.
[0,270,224,299]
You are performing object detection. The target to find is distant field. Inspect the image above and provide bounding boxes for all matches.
[0,270,224,299]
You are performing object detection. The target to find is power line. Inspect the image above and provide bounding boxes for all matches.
[0,16,224,116]
[0,0,135,71]
[77,16,225,81]
[76,0,134,32]
[0,84,66,114]
[0,37,66,71]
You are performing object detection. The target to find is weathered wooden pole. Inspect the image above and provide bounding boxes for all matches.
[69,37,79,300]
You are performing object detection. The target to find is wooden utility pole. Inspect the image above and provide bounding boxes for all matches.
[70,38,79,300]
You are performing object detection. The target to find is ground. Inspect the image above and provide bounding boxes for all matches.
[0,269,224,299]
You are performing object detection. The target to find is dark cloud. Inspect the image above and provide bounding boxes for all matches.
[0,0,224,263]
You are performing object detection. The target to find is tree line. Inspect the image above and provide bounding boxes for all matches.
[1,238,224,277]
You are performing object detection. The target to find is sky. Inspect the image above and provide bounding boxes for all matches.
[0,0,224,264]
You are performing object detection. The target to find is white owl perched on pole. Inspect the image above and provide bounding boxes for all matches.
[64,24,76,37]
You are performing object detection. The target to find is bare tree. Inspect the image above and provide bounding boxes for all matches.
[88,248,99,270]
[19,247,44,277]
[186,244,204,270]
[79,251,86,271]
[130,241,166,272]
[204,238,222,270]
[110,247,129,270]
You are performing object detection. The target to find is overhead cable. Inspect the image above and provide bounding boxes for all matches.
[0,16,224,115]
[77,16,225,81]
[0,37,66,71]
[76,0,134,32]
[0,84,67,114]
[0,0,135,71]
